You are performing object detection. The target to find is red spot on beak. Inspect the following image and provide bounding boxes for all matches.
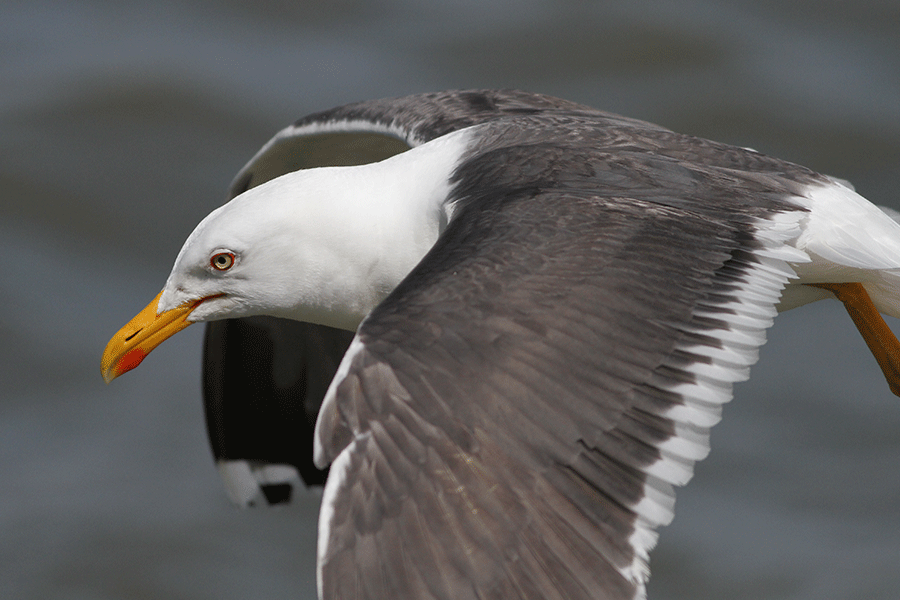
[117,347,148,376]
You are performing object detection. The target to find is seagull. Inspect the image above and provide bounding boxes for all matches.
[101,89,900,600]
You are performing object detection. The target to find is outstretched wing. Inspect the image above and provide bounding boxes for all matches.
[313,124,813,599]
[203,90,613,506]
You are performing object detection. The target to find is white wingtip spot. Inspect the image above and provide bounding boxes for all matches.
[216,460,302,508]
[217,460,260,507]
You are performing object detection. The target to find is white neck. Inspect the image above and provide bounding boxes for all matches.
[225,126,476,330]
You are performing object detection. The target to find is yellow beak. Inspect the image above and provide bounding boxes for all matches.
[101,290,203,383]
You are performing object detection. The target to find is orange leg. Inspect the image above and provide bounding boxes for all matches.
[808,282,900,398]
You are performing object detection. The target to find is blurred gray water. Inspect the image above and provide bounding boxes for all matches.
[2,1,900,598]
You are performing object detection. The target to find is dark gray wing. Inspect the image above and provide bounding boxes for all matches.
[314,122,813,598]
[203,90,619,506]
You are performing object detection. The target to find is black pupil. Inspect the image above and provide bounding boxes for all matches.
[216,255,230,268]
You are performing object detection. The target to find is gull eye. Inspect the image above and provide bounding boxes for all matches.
[210,252,235,271]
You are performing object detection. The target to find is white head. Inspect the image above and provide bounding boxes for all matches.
[158,169,391,330]
[101,128,468,382]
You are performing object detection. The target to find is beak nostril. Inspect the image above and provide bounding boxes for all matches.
[124,329,142,342]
